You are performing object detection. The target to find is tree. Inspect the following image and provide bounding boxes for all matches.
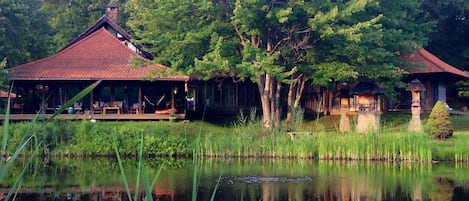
[0,0,51,67]
[423,0,468,70]
[424,100,453,139]
[0,58,9,91]
[43,0,128,51]
[126,0,430,130]
[126,0,225,70]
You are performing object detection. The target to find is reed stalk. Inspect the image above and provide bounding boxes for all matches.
[115,132,163,201]
[1,83,14,156]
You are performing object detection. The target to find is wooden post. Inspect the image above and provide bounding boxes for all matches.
[138,86,142,114]
[90,91,94,114]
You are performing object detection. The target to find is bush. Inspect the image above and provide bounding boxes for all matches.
[424,101,453,139]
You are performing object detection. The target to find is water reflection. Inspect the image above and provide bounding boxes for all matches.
[1,158,469,201]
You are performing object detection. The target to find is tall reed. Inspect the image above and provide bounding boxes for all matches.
[316,131,431,161]
[115,132,163,201]
[453,133,469,162]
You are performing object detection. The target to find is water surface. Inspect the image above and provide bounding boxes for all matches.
[1,158,468,201]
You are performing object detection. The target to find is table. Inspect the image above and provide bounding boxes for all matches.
[102,106,120,114]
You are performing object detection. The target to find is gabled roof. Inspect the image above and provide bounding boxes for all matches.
[8,28,188,81]
[401,49,469,79]
[62,15,131,51]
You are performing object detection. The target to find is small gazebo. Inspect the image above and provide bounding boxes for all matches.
[351,80,384,133]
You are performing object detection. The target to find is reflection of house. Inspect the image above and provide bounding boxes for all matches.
[7,5,188,116]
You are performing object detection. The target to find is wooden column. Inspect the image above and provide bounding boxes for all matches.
[138,86,142,114]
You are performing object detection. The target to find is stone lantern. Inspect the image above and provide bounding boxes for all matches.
[351,80,384,133]
[336,82,352,132]
[406,79,425,132]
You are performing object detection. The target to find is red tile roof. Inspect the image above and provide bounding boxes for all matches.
[401,49,469,79]
[8,28,187,81]
[0,91,16,98]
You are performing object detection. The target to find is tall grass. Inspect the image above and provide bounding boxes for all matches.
[196,110,436,161]
[450,132,469,162]
[1,83,14,156]
[316,131,432,161]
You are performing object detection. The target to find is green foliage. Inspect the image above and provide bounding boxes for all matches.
[290,106,305,132]
[311,62,358,87]
[40,121,194,157]
[424,101,454,139]
[126,0,222,70]
[423,0,469,70]
[455,80,469,98]
[0,58,9,91]
[0,0,51,67]
[43,0,128,51]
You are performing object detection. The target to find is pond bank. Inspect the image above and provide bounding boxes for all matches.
[3,118,469,162]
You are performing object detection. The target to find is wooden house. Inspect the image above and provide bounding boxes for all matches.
[7,5,189,119]
[187,79,260,116]
[400,48,469,111]
[302,49,469,115]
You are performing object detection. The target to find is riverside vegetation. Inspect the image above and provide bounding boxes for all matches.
[2,111,469,162]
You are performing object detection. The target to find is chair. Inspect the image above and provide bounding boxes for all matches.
[73,102,82,113]
[129,103,140,114]
[92,102,101,114]
[113,101,123,108]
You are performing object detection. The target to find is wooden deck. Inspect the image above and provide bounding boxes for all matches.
[0,113,186,122]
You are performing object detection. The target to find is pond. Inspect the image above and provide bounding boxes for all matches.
[1,157,469,201]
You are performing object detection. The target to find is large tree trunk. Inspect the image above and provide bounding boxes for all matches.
[286,73,305,129]
[286,83,294,125]
[258,74,273,129]
[328,88,333,115]
[274,80,282,127]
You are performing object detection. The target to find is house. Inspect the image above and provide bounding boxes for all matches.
[301,48,469,115]
[187,78,260,116]
[7,4,189,118]
[400,48,469,111]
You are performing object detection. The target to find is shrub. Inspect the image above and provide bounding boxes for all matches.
[424,101,453,139]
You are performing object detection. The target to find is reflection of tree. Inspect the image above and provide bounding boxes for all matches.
[429,177,454,201]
